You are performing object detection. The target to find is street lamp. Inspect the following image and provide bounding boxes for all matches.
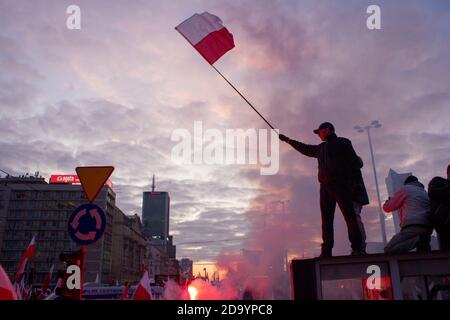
[278,200,290,272]
[264,200,290,272]
[354,120,387,245]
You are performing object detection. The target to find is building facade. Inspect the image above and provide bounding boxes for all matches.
[111,209,147,284]
[147,236,179,284]
[180,258,193,282]
[0,175,116,285]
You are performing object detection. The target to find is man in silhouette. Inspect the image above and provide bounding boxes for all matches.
[428,164,450,250]
[279,122,369,257]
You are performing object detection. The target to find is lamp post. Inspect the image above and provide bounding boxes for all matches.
[278,200,290,272]
[354,120,387,245]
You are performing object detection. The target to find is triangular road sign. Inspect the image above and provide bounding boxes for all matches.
[75,166,114,203]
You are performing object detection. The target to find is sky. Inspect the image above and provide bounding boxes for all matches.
[1,0,450,274]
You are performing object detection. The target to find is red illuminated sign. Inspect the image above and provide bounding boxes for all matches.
[49,175,113,189]
[50,175,80,184]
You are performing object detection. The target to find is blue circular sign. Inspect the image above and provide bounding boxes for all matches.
[68,203,106,245]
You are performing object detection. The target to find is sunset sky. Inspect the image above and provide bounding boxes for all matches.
[1,0,450,274]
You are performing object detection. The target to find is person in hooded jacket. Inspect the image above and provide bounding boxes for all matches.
[383,175,432,254]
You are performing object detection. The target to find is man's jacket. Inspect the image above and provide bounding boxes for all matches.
[287,133,369,205]
[383,181,431,228]
[428,176,450,227]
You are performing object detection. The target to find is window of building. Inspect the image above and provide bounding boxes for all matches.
[15,192,25,199]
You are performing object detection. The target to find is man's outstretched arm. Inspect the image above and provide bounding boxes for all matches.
[279,134,319,158]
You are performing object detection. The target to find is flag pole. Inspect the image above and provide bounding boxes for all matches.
[210,65,278,135]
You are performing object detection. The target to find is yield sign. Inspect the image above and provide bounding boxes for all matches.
[76,166,114,203]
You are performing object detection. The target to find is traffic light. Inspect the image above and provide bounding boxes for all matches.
[55,247,86,300]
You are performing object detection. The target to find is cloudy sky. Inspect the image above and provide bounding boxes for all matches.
[1,0,450,270]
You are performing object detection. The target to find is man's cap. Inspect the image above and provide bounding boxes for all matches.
[404,175,418,185]
[313,122,335,134]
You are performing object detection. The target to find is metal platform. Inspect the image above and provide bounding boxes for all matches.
[291,250,450,300]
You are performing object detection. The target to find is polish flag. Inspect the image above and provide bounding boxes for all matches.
[176,12,235,64]
[132,271,152,300]
[53,277,64,294]
[15,235,37,283]
[41,264,54,293]
[121,282,131,300]
[0,264,18,300]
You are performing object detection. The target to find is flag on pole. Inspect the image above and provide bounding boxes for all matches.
[14,283,22,300]
[132,271,152,300]
[0,264,17,300]
[18,276,29,300]
[176,12,234,64]
[53,277,64,294]
[15,235,37,283]
[41,264,54,293]
[121,282,131,300]
[175,12,278,133]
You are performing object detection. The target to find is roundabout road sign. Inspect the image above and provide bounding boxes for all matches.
[68,203,106,246]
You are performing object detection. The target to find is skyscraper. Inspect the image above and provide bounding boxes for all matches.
[385,169,412,234]
[141,176,170,240]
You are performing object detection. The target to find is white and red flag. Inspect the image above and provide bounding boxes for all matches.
[41,264,54,293]
[15,235,37,283]
[0,264,18,300]
[53,277,64,294]
[176,12,277,133]
[176,12,234,64]
[132,271,152,300]
[121,282,131,300]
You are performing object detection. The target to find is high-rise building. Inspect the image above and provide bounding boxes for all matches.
[385,169,412,234]
[141,176,170,240]
[141,176,181,284]
[0,174,125,285]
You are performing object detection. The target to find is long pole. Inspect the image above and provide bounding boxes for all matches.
[80,246,87,300]
[279,201,289,273]
[366,128,387,245]
[211,65,278,135]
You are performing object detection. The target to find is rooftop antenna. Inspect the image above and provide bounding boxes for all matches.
[152,174,155,192]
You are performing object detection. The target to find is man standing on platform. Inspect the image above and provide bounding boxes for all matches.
[279,122,369,257]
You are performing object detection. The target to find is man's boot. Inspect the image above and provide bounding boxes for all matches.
[350,248,367,256]
[319,248,332,258]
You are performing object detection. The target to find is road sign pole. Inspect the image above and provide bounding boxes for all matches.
[80,246,87,300]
